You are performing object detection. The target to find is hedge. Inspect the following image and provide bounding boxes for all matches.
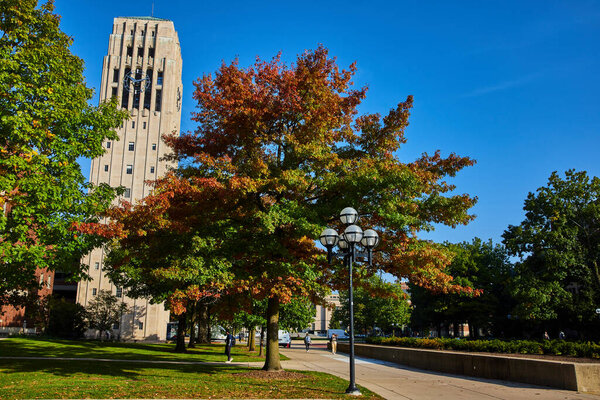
[366,336,600,359]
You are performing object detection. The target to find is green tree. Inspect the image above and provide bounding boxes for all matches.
[503,170,600,338]
[85,290,130,340]
[0,0,126,306]
[410,238,513,338]
[46,297,87,339]
[279,297,316,332]
[332,276,411,335]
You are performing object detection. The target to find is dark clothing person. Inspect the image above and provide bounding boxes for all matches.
[225,332,234,362]
[304,334,311,352]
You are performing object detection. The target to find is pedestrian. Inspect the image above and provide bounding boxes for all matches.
[559,331,565,340]
[225,330,235,363]
[239,331,245,342]
[330,334,338,355]
[304,333,311,352]
[543,331,550,340]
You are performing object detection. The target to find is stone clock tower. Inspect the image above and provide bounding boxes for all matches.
[76,17,183,341]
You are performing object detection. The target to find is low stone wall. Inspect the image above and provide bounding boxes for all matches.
[337,343,600,393]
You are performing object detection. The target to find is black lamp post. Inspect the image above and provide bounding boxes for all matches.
[319,207,379,396]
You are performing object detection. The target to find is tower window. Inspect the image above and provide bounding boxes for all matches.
[132,121,135,129]
[104,165,109,172]
[148,47,155,58]
[137,47,144,58]
[106,142,111,149]
[150,166,155,174]
[94,262,99,270]
[126,165,133,174]
[126,46,133,57]
[155,89,162,111]
[116,287,123,297]
[111,87,118,97]
[138,321,144,330]
[143,122,147,129]
[92,288,97,296]
[113,69,119,82]
[128,142,135,151]
[124,188,131,198]
[157,71,163,85]
[152,143,157,151]
[151,30,155,37]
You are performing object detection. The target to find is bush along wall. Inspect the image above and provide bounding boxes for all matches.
[366,337,600,359]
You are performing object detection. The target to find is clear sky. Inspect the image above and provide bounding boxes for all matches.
[54,0,600,245]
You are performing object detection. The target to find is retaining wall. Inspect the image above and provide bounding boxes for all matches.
[337,343,600,393]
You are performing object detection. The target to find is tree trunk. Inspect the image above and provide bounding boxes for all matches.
[259,326,264,357]
[188,303,197,348]
[262,295,282,371]
[196,303,211,344]
[175,313,187,353]
[248,327,256,351]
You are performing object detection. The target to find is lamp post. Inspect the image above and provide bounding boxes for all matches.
[319,207,379,396]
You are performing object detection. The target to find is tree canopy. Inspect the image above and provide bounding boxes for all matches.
[0,0,126,305]
[503,170,600,335]
[89,46,477,370]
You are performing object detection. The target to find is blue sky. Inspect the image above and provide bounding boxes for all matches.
[54,0,600,245]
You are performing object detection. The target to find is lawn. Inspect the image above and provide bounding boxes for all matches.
[0,337,284,362]
[0,359,382,399]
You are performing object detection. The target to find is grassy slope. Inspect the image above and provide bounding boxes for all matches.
[0,337,286,362]
[0,359,381,399]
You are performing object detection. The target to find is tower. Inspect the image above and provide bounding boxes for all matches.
[76,17,183,341]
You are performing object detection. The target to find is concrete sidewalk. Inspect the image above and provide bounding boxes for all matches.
[271,345,600,400]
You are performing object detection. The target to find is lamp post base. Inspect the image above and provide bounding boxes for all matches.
[345,386,361,396]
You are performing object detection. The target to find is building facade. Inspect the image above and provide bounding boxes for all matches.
[76,16,183,341]
[312,294,341,333]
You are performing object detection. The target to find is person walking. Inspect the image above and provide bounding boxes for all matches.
[330,334,338,355]
[304,333,311,352]
[225,330,235,363]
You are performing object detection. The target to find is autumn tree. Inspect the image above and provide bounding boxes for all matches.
[503,170,600,338]
[0,0,126,306]
[162,46,477,370]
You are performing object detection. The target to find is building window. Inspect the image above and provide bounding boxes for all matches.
[94,262,99,270]
[113,69,119,83]
[126,46,133,57]
[150,166,155,174]
[124,188,131,198]
[104,165,109,172]
[132,121,135,129]
[152,143,157,151]
[143,122,147,129]
[113,322,120,329]
[129,30,133,36]
[106,142,111,149]
[155,89,162,111]
[40,273,44,284]
[157,71,163,85]
[148,48,155,58]
[137,321,144,330]
[126,165,133,174]
[111,87,118,98]
[151,30,155,37]
[128,142,135,151]
[46,276,51,289]
[137,47,144,58]
[92,288,97,296]
[116,287,122,297]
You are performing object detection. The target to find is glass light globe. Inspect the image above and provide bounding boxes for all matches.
[344,224,363,244]
[361,229,379,249]
[319,228,339,247]
[340,207,359,225]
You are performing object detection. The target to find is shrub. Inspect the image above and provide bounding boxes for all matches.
[365,336,600,358]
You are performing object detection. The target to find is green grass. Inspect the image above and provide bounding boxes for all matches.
[0,337,287,362]
[0,359,382,399]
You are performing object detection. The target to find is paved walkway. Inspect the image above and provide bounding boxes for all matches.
[266,344,600,400]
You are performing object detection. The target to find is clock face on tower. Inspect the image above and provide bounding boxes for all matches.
[123,69,151,93]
